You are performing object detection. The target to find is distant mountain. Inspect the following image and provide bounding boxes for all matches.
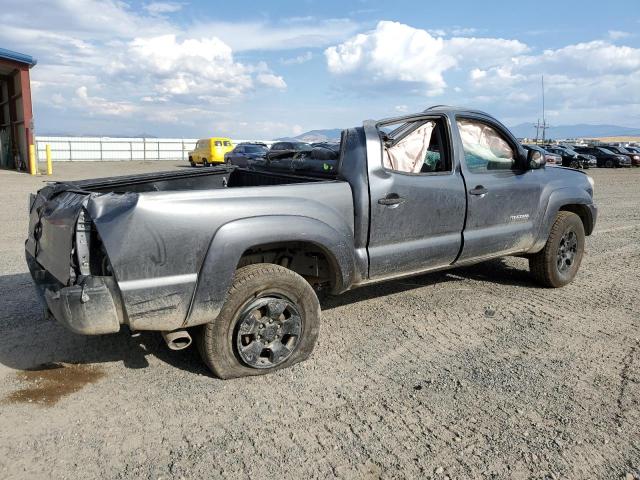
[276,128,343,143]
[509,123,640,140]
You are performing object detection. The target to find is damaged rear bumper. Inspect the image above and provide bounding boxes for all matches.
[27,252,123,335]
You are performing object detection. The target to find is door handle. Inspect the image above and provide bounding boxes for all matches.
[378,193,405,206]
[469,185,488,196]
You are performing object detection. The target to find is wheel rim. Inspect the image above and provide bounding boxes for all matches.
[557,229,578,274]
[234,296,302,369]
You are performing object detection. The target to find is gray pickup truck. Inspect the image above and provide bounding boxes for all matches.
[26,106,597,379]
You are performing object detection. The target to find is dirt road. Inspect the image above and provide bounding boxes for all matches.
[0,162,638,479]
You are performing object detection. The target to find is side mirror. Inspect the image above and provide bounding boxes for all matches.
[527,149,546,169]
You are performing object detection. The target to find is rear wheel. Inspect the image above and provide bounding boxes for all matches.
[196,264,321,379]
[529,211,585,288]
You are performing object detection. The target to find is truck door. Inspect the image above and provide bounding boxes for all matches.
[454,116,542,261]
[366,115,467,279]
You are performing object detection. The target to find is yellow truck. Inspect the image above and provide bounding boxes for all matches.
[189,137,234,166]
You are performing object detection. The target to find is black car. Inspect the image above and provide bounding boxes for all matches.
[544,145,596,169]
[224,143,269,167]
[265,142,312,170]
[572,146,631,168]
[290,142,340,176]
[603,145,640,167]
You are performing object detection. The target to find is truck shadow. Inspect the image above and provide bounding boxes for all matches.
[0,259,534,376]
[322,257,537,310]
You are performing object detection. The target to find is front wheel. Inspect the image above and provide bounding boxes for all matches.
[605,159,614,168]
[196,264,321,379]
[529,211,585,288]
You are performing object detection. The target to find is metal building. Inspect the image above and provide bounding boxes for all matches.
[0,48,36,170]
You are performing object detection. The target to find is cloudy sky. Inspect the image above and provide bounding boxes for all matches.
[2,0,640,138]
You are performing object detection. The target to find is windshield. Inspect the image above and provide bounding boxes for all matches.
[613,146,630,153]
[598,147,614,154]
[562,148,579,155]
[244,145,266,154]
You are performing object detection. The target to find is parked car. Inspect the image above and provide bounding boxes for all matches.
[188,137,234,166]
[26,106,597,379]
[264,141,312,171]
[603,145,640,167]
[572,146,631,168]
[522,144,561,166]
[544,145,596,169]
[290,142,340,176]
[224,143,268,167]
[626,146,640,157]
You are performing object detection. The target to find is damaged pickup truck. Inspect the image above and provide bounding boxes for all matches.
[26,106,597,379]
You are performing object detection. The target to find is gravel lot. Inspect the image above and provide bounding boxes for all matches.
[0,162,639,479]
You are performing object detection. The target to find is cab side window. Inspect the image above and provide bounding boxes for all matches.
[214,140,222,147]
[457,119,516,173]
[382,119,450,174]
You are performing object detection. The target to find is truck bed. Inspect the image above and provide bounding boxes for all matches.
[26,164,355,333]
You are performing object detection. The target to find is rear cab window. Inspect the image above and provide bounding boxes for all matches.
[379,117,452,175]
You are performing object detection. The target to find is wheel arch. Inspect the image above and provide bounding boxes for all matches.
[529,187,596,253]
[183,215,356,328]
[558,204,594,236]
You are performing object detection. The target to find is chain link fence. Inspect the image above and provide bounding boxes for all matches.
[34,136,198,162]
[34,137,275,162]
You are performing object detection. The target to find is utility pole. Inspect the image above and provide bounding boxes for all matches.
[541,75,546,144]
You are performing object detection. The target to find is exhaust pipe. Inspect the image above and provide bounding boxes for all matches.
[162,329,192,350]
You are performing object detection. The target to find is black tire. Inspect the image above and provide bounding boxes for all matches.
[529,211,585,288]
[196,263,321,379]
[605,159,614,168]
[570,160,580,169]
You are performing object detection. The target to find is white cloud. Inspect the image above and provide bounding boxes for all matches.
[0,0,292,132]
[463,40,640,125]
[326,21,455,95]
[280,51,313,65]
[74,86,138,116]
[144,2,184,15]
[189,18,360,52]
[608,30,632,40]
[123,34,259,99]
[256,73,287,89]
[470,68,487,81]
[325,21,528,96]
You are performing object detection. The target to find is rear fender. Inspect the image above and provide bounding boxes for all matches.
[184,215,355,327]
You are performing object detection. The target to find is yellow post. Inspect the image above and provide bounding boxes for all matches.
[46,144,53,175]
[29,144,37,175]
